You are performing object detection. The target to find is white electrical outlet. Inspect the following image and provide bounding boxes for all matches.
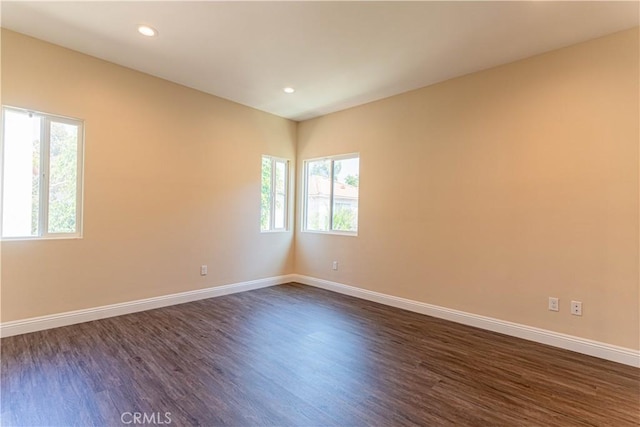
[571,301,582,316]
[548,297,559,312]
[200,265,208,276]
[332,261,338,271]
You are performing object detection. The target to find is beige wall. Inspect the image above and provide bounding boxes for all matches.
[2,28,638,351]
[0,30,296,321]
[296,28,639,349]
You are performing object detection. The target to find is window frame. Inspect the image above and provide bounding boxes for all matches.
[302,152,359,236]
[260,155,289,233]
[1,106,85,240]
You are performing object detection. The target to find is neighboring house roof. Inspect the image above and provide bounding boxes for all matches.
[307,175,358,199]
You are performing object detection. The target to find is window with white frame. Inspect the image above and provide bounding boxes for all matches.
[261,155,289,232]
[1,106,84,239]
[304,154,359,234]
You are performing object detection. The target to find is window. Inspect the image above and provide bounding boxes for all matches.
[261,155,289,232]
[304,153,359,234]
[1,106,84,239]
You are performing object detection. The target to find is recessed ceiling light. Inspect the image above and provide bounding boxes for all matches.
[138,25,157,37]
[283,87,295,94]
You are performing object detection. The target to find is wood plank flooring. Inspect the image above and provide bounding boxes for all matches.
[1,283,638,426]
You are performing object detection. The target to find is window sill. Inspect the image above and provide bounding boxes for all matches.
[1,235,83,242]
[301,230,358,237]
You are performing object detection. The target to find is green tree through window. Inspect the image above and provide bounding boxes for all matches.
[261,156,288,231]
[304,154,359,233]
[1,106,83,239]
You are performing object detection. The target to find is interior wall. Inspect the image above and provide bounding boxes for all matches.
[295,28,639,350]
[2,27,638,352]
[0,29,297,321]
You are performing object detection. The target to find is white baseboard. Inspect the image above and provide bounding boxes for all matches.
[4,273,638,367]
[292,274,640,368]
[0,274,295,338]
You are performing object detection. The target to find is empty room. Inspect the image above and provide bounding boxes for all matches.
[1,1,638,426]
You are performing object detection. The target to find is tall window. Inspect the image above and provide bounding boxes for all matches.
[1,106,84,239]
[304,154,359,234]
[261,155,288,232]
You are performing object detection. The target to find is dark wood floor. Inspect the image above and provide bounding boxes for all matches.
[1,283,638,426]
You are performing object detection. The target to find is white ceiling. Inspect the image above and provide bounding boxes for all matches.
[1,1,638,121]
